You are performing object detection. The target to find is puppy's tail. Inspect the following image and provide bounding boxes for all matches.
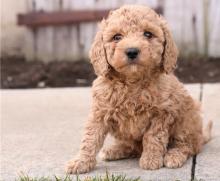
[203,120,213,144]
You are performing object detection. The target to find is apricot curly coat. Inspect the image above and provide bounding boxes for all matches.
[66,5,212,174]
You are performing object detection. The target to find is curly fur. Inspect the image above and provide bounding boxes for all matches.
[66,5,212,174]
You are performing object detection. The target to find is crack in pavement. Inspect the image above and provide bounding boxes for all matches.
[191,83,203,180]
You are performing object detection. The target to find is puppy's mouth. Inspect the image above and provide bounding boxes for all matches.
[127,58,139,64]
[120,60,144,72]
[126,58,143,67]
[110,55,144,71]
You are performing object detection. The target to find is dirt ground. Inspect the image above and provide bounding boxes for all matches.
[1,56,220,89]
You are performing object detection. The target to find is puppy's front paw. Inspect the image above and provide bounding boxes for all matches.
[139,152,163,170]
[66,157,96,174]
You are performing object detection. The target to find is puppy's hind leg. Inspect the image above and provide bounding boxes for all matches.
[164,146,189,168]
[164,135,202,168]
[100,140,141,161]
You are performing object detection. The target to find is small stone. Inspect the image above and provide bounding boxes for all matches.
[37,81,45,88]
[7,76,13,82]
[208,71,215,77]
[76,79,87,84]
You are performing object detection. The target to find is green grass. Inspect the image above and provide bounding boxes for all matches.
[16,172,141,181]
[15,172,206,181]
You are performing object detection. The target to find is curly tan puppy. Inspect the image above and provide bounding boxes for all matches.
[66,5,212,174]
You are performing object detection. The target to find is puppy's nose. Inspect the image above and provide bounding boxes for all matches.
[125,48,140,60]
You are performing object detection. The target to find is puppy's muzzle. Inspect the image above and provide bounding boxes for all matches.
[125,48,140,61]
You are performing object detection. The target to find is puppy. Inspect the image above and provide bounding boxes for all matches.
[66,5,212,174]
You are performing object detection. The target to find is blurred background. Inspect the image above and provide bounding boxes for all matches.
[1,0,220,88]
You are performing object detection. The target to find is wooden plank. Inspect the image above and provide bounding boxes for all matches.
[74,0,97,59]
[53,0,70,61]
[164,0,203,55]
[69,0,92,60]
[192,0,204,55]
[17,9,111,27]
[77,0,113,59]
[34,0,55,62]
[23,0,36,61]
[63,0,83,61]
[195,84,220,180]
[208,0,220,57]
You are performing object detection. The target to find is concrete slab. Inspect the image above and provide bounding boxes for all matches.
[195,84,220,181]
[184,84,201,101]
[0,85,201,180]
[1,88,91,180]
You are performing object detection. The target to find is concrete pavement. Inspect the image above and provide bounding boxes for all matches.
[195,84,220,180]
[1,84,219,181]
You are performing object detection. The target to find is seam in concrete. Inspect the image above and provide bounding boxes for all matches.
[199,84,204,102]
[191,83,203,180]
[191,155,197,180]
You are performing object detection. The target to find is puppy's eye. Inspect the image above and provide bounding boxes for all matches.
[112,34,123,42]
[144,31,153,39]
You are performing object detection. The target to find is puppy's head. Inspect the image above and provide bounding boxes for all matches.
[90,5,178,79]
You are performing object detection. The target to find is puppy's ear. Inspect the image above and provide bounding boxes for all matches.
[89,20,110,77]
[160,18,179,73]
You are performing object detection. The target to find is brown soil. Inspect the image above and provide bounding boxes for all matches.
[1,56,220,89]
[175,57,220,83]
